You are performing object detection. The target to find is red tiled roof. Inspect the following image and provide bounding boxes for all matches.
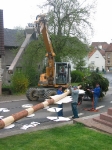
[88,49,105,58]
[88,49,96,58]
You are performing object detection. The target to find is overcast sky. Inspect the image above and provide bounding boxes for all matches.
[0,0,112,44]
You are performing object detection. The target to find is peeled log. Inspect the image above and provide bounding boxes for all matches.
[0,90,70,129]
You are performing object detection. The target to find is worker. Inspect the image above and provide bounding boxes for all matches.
[87,83,101,112]
[70,86,79,119]
[57,86,63,116]
[58,66,66,82]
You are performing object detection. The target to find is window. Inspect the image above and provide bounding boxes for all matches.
[95,54,99,58]
[107,55,110,59]
[108,60,110,64]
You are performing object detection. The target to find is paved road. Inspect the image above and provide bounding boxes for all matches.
[0,72,112,138]
[103,72,112,87]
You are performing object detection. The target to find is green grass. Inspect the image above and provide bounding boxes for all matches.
[0,123,112,150]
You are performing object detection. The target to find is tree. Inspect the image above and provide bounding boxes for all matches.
[40,0,96,62]
[75,58,86,71]
[45,0,95,38]
[21,36,46,86]
[80,72,109,98]
[50,35,89,62]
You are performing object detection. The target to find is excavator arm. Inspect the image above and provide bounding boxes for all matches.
[35,15,55,56]
[34,15,56,86]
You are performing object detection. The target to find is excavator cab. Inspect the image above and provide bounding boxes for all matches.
[55,62,71,85]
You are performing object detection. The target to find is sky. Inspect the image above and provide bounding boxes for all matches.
[0,0,112,44]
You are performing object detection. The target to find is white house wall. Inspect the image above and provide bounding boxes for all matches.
[88,50,105,71]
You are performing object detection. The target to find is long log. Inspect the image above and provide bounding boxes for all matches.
[0,90,70,129]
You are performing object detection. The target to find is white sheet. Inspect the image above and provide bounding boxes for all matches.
[4,124,15,129]
[0,108,10,112]
[47,107,62,112]
[20,122,40,130]
[26,114,35,118]
[47,116,71,121]
[22,104,33,108]
[79,89,85,94]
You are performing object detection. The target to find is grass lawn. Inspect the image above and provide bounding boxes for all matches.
[0,123,112,150]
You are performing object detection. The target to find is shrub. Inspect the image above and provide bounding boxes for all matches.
[11,71,29,94]
[2,83,12,89]
[23,67,39,87]
[80,72,109,98]
[71,70,84,83]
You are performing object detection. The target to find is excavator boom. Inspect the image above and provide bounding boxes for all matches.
[34,15,56,86]
[34,15,55,56]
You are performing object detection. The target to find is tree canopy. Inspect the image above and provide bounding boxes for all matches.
[45,0,95,39]
[41,0,96,62]
[21,0,96,80]
[80,72,109,98]
[21,36,46,86]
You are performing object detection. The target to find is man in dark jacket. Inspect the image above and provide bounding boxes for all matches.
[70,86,79,119]
[88,83,101,111]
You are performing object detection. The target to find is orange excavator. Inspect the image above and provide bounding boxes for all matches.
[8,14,71,101]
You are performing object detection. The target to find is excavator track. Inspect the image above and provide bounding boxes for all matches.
[44,89,57,99]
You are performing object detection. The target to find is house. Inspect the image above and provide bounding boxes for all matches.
[105,43,112,71]
[88,49,105,71]
[2,28,25,84]
[91,42,112,72]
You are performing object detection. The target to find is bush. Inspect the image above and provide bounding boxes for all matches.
[80,72,109,98]
[71,70,84,83]
[11,71,29,94]
[23,68,39,87]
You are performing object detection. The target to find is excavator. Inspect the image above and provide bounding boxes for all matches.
[8,14,71,101]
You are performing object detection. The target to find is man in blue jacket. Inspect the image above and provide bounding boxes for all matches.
[57,86,63,95]
[88,83,101,111]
